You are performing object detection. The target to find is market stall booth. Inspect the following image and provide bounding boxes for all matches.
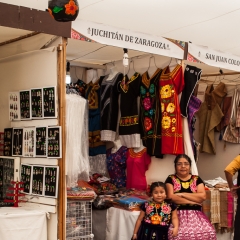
[0,2,71,240]
[62,18,240,240]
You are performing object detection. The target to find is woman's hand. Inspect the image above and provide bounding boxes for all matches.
[171,227,178,237]
[132,233,137,239]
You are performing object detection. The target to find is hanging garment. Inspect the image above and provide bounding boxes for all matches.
[217,96,232,139]
[197,84,225,154]
[222,89,240,143]
[85,77,107,175]
[187,95,202,153]
[65,94,89,187]
[100,72,123,141]
[180,65,202,117]
[159,65,184,155]
[119,73,142,148]
[106,146,128,188]
[126,148,151,190]
[139,68,163,158]
[85,77,106,156]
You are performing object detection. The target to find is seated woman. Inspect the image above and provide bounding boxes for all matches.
[165,154,216,240]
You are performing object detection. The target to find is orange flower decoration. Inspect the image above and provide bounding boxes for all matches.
[65,0,78,15]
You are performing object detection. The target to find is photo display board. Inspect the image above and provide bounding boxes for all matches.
[43,87,57,118]
[20,90,31,120]
[32,165,44,196]
[12,128,23,156]
[4,128,13,156]
[9,92,20,121]
[20,164,32,194]
[47,126,61,158]
[22,127,36,157]
[31,88,43,119]
[44,166,59,198]
[35,127,47,157]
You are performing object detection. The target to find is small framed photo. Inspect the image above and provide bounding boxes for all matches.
[20,90,31,120]
[31,88,43,119]
[43,87,57,118]
[47,126,61,158]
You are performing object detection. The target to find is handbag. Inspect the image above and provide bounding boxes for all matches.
[223,89,240,143]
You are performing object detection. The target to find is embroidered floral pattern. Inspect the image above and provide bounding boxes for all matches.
[142,201,175,226]
[149,84,155,94]
[160,85,172,98]
[143,97,151,110]
[172,176,181,192]
[190,176,198,192]
[162,204,171,214]
[144,117,153,131]
[119,115,138,126]
[166,103,175,113]
[162,116,171,129]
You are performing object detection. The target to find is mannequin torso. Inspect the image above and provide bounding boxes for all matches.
[111,138,123,153]
[106,66,119,81]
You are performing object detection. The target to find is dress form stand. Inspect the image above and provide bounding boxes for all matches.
[86,69,98,84]
[133,140,145,153]
[106,65,119,81]
[111,137,122,153]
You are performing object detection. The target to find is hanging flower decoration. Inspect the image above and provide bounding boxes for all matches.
[65,0,78,15]
[48,0,79,22]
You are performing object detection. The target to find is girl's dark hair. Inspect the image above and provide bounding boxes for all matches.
[174,154,192,168]
[150,181,166,195]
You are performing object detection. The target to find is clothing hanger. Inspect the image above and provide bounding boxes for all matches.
[146,55,158,72]
[127,59,137,75]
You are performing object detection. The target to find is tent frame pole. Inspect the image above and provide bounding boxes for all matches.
[202,72,240,77]
[57,37,67,240]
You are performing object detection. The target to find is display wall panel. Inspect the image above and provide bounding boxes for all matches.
[20,164,32,194]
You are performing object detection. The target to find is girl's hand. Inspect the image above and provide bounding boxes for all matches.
[171,227,178,237]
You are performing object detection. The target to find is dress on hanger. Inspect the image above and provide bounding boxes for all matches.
[100,72,123,142]
[85,76,107,175]
[139,68,163,158]
[126,148,151,190]
[197,83,225,154]
[106,146,128,188]
[119,72,141,148]
[180,65,202,117]
[159,65,184,155]
[187,95,202,155]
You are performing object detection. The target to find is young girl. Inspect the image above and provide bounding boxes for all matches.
[132,182,178,240]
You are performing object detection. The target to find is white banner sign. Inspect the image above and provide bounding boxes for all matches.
[72,19,185,59]
[1,0,48,11]
[188,42,240,71]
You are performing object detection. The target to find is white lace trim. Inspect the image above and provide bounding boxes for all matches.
[119,134,141,148]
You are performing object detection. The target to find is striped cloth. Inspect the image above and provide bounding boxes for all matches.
[202,190,211,221]
[210,189,220,224]
[227,191,234,229]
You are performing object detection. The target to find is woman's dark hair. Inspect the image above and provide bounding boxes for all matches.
[149,181,166,195]
[174,154,192,168]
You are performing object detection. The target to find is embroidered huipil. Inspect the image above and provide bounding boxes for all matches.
[126,148,151,190]
[86,77,106,156]
[85,77,107,175]
[106,146,128,188]
[100,73,123,141]
[139,69,163,158]
[119,73,141,148]
[159,65,184,155]
[141,201,176,225]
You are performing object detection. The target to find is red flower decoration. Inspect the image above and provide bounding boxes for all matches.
[65,0,78,15]
[144,117,152,131]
